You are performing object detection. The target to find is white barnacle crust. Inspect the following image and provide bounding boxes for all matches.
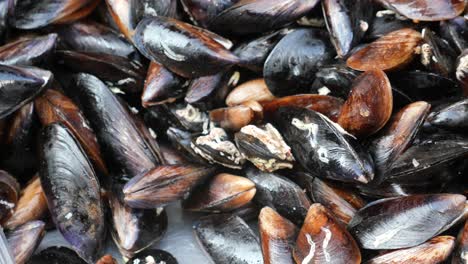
[291,118,319,147]
[318,86,331,95]
[321,227,332,262]
[302,233,316,264]
[456,54,468,81]
[420,43,432,66]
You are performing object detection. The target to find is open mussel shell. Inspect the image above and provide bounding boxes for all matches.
[225,78,274,107]
[142,62,184,107]
[12,0,96,29]
[57,20,136,59]
[348,194,466,250]
[210,105,255,131]
[264,28,334,96]
[6,220,45,264]
[347,28,422,71]
[365,236,455,264]
[191,127,245,169]
[261,94,344,122]
[457,49,468,95]
[27,246,87,264]
[0,170,19,224]
[39,123,105,262]
[34,89,108,177]
[259,207,297,264]
[1,102,39,182]
[0,65,52,119]
[56,50,145,94]
[427,98,468,131]
[181,0,239,28]
[275,107,374,184]
[378,0,466,21]
[293,203,361,264]
[308,178,363,225]
[67,73,160,180]
[109,192,167,258]
[123,165,216,208]
[440,17,468,54]
[0,34,57,66]
[193,214,263,264]
[369,101,430,183]
[126,249,178,264]
[322,0,373,58]
[186,70,239,110]
[235,123,294,172]
[4,176,47,230]
[134,16,239,78]
[338,70,393,137]
[209,0,319,35]
[246,166,311,225]
[183,173,256,212]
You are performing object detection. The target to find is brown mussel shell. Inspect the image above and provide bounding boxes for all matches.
[96,255,118,264]
[183,173,256,212]
[293,203,361,264]
[142,62,184,107]
[348,194,466,250]
[378,0,466,21]
[225,78,275,107]
[210,105,255,132]
[0,170,19,224]
[39,123,105,262]
[6,220,46,264]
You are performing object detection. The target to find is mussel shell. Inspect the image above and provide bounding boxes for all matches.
[123,165,216,208]
[193,214,263,264]
[109,193,167,258]
[58,20,136,58]
[39,123,105,262]
[0,34,57,66]
[421,28,457,77]
[440,17,468,53]
[96,255,117,264]
[126,249,178,264]
[0,170,19,224]
[67,73,160,180]
[133,16,239,78]
[1,102,39,182]
[452,219,468,264]
[427,98,468,131]
[34,89,108,178]
[13,0,95,29]
[0,65,52,119]
[4,176,47,230]
[456,49,468,95]
[0,0,13,42]
[181,0,239,27]
[311,64,359,99]
[210,105,255,131]
[293,203,361,264]
[134,0,179,19]
[142,62,184,107]
[366,12,417,39]
[56,50,145,94]
[104,0,139,39]
[183,173,256,212]
[274,107,374,184]
[246,166,311,225]
[209,0,320,35]
[348,194,466,249]
[346,28,422,71]
[378,0,466,21]
[225,78,274,107]
[264,28,334,96]
[27,246,86,264]
[6,221,45,264]
[166,127,208,164]
[364,236,455,264]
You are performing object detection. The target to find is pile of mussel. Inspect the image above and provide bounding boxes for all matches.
[0,0,468,263]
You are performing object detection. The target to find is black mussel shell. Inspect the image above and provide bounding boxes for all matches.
[311,64,359,98]
[440,16,468,54]
[348,194,466,250]
[166,127,208,164]
[193,214,263,264]
[456,49,468,95]
[142,62,185,107]
[126,249,178,264]
[275,107,374,184]
[135,0,179,19]
[181,0,239,28]
[427,98,468,131]
[109,192,167,258]
[134,16,239,78]
[27,246,87,264]
[0,34,57,66]
[0,65,52,119]
[234,28,291,72]
[13,0,96,29]
[56,50,145,94]
[322,0,373,58]
[67,73,160,180]
[421,28,457,77]
[1,102,39,182]
[0,0,13,42]
[58,20,136,59]
[209,0,320,35]
[366,11,417,40]
[0,170,19,224]
[104,0,139,40]
[6,220,45,264]
[39,123,105,262]
[150,103,210,133]
[246,166,311,225]
[235,123,294,172]
[191,127,245,169]
[264,28,334,96]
